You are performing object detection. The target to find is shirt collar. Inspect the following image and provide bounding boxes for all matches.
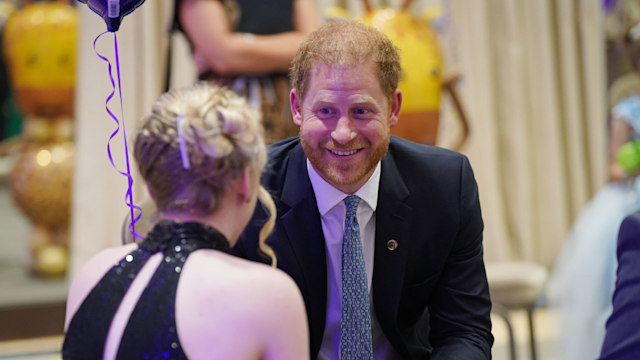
[307,159,380,216]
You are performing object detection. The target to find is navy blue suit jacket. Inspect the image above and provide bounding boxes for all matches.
[234,136,493,359]
[600,211,640,360]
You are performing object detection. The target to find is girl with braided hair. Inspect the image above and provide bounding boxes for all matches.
[62,83,308,359]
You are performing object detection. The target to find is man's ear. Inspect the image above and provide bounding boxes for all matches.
[290,89,303,126]
[389,89,402,128]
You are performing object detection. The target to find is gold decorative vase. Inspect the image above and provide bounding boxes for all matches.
[4,1,78,276]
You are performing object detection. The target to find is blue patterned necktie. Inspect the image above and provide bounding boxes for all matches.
[340,195,374,360]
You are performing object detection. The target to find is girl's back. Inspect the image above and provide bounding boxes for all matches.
[64,221,308,360]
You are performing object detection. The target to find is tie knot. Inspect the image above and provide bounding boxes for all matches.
[344,195,360,218]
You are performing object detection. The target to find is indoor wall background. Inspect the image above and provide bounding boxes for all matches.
[70,0,607,275]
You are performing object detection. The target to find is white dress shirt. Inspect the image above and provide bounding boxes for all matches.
[308,160,401,360]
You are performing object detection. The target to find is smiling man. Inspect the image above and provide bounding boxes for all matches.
[234,20,493,360]
[294,61,398,194]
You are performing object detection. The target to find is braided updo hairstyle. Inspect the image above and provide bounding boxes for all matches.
[134,82,277,266]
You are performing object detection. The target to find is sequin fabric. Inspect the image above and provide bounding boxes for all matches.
[340,195,374,360]
[62,220,230,360]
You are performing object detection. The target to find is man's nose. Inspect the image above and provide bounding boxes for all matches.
[331,115,356,144]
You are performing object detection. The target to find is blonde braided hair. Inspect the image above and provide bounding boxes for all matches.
[134,82,277,266]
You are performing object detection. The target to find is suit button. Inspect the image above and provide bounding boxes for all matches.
[387,239,398,250]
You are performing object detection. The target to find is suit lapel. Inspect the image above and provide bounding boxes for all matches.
[372,151,412,352]
[278,146,328,356]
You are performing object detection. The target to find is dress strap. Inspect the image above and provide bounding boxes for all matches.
[62,247,152,359]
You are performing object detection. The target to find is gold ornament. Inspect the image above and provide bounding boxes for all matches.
[4,1,78,277]
[362,7,443,145]
[4,1,77,118]
[9,141,74,228]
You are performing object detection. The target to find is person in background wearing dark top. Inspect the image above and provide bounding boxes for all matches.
[176,0,318,143]
[234,20,493,359]
[62,83,308,359]
[599,210,640,360]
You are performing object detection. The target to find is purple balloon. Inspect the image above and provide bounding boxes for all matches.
[77,0,145,32]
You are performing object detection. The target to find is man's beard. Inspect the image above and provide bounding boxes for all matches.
[299,130,389,189]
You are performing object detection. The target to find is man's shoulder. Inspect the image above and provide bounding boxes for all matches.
[387,136,466,166]
[261,137,304,189]
[267,136,302,163]
[384,137,476,193]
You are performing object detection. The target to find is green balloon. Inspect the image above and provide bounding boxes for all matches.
[617,140,640,174]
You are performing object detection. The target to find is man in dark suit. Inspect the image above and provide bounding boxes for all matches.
[234,20,493,359]
[600,211,640,360]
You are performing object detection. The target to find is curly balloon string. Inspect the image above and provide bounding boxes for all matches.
[93,30,143,243]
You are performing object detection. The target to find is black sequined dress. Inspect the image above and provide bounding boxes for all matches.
[62,220,231,359]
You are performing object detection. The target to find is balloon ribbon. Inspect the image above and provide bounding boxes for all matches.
[93,30,142,243]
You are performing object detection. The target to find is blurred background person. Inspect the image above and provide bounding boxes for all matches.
[174,0,319,143]
[599,210,640,360]
[546,1,640,358]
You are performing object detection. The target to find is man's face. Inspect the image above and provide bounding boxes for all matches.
[290,62,402,194]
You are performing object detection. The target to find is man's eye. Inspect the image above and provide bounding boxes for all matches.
[353,108,370,115]
[316,108,335,117]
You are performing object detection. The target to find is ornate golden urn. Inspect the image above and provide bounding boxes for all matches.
[4,0,77,276]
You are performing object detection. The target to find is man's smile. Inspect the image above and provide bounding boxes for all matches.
[328,148,360,156]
